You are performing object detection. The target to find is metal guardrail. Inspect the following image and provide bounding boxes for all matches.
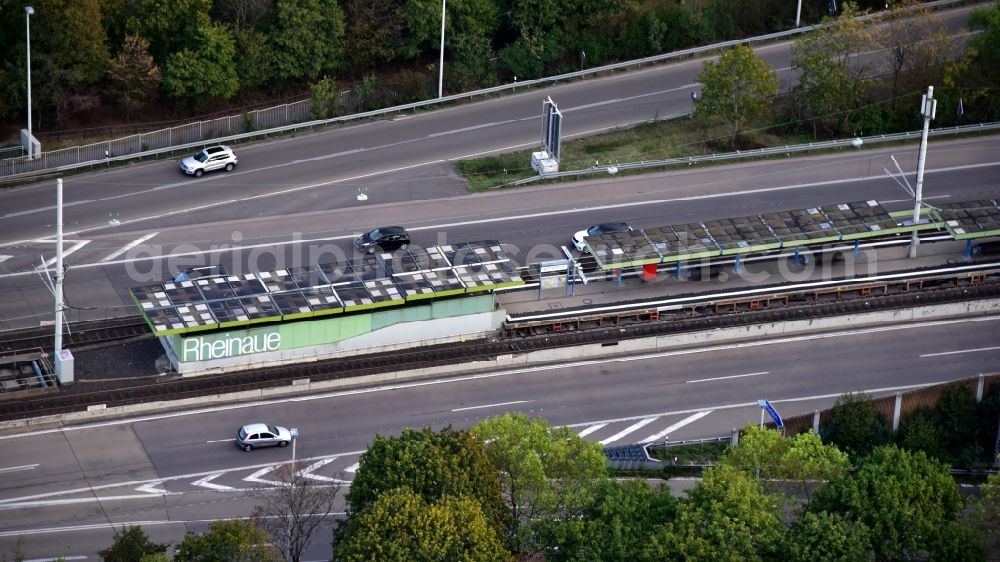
[0,0,968,180]
[509,121,1000,186]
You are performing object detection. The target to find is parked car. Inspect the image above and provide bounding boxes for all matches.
[180,145,238,177]
[355,226,411,253]
[572,222,633,252]
[236,423,291,452]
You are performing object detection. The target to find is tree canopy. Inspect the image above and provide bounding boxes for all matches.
[174,519,276,562]
[695,44,778,139]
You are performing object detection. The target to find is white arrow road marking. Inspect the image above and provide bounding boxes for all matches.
[135,481,172,495]
[600,418,657,445]
[344,462,359,474]
[245,465,288,487]
[299,458,350,483]
[0,255,11,264]
[640,410,714,444]
[191,472,234,491]
[100,232,159,262]
[577,423,608,438]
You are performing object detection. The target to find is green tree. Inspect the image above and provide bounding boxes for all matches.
[126,0,212,65]
[644,466,783,561]
[309,77,341,120]
[345,426,506,531]
[539,478,677,562]
[174,519,275,562]
[472,412,608,553]
[721,425,849,500]
[783,511,872,562]
[969,463,1000,559]
[31,0,109,85]
[790,5,879,136]
[879,0,957,113]
[334,488,510,562]
[938,385,981,465]
[899,407,949,462]
[811,445,977,561]
[232,28,275,91]
[821,392,890,459]
[342,0,404,72]
[162,23,239,100]
[99,526,167,562]
[270,0,345,81]
[695,44,778,139]
[106,34,161,122]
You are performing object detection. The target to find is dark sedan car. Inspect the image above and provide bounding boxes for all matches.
[356,226,411,253]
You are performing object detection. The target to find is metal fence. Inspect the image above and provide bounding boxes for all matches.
[0,0,968,180]
[509,121,1000,186]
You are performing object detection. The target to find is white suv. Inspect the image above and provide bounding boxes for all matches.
[180,145,238,177]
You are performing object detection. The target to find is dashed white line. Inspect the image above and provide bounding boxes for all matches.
[600,418,656,445]
[919,346,1000,358]
[100,232,159,262]
[640,411,714,444]
[451,400,532,412]
[687,371,768,384]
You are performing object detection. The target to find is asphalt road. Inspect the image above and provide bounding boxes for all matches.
[1,315,998,560]
[1,134,998,330]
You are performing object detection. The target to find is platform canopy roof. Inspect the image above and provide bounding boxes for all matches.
[132,240,522,335]
[932,199,1000,240]
[586,200,930,270]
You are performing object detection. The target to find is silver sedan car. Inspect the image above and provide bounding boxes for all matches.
[236,423,292,452]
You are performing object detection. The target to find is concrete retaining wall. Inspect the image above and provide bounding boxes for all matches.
[4,299,998,429]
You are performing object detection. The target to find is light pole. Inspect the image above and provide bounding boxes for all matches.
[909,85,936,259]
[25,6,34,159]
[438,0,446,98]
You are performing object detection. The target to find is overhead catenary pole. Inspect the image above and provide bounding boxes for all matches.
[25,6,34,159]
[909,85,936,259]
[795,0,802,27]
[438,0,446,98]
[55,178,64,355]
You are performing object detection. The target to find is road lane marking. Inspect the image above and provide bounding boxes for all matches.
[452,400,532,412]
[135,481,170,495]
[299,458,350,483]
[0,255,11,264]
[919,346,1000,358]
[344,462,359,473]
[38,240,90,268]
[577,423,608,438]
[206,438,235,443]
[26,556,88,561]
[600,418,656,445]
[640,411,714,443]
[0,463,39,473]
[687,371,768,384]
[191,472,234,491]
[0,515,347,538]
[100,232,159,262]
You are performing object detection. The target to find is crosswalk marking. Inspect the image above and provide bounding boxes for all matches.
[600,418,656,445]
[640,410,714,443]
[577,423,608,438]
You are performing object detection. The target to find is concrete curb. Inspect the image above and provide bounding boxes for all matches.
[4,299,998,430]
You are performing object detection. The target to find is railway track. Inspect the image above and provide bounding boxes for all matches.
[0,318,151,359]
[1,264,998,423]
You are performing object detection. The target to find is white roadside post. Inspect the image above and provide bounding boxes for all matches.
[438,0,446,98]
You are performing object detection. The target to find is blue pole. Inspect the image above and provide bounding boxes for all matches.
[675,262,681,280]
[616,269,623,287]
[965,239,973,260]
[793,246,800,266]
[734,254,741,273]
[854,239,860,258]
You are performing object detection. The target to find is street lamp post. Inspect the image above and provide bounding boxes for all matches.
[909,85,936,259]
[25,6,34,159]
[438,0,446,98]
